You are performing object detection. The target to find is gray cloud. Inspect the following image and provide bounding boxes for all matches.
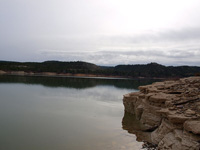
[103,27,200,45]
[38,48,200,66]
[1,0,200,66]
[1,27,200,65]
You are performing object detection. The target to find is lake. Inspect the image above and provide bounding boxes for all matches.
[0,75,157,150]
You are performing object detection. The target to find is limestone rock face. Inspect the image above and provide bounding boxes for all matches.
[123,76,200,150]
[184,120,200,135]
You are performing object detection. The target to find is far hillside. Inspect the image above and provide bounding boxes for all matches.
[0,61,200,78]
[0,61,101,74]
[114,63,200,77]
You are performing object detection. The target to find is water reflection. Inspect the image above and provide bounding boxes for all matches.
[122,112,152,142]
[0,75,159,150]
[0,75,159,89]
[122,112,157,149]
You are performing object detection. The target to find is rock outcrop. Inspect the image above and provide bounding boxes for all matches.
[123,76,200,150]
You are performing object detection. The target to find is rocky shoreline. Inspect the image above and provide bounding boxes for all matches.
[123,76,200,150]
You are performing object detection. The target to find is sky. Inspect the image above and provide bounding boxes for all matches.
[1,0,200,66]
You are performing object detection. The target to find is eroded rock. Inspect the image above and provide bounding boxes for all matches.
[123,76,200,150]
[184,120,200,135]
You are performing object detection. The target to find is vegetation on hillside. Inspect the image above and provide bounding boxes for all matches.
[0,61,200,78]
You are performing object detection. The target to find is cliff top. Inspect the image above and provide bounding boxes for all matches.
[139,76,200,120]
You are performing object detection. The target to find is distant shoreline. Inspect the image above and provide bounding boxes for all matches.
[1,61,199,78]
[0,70,168,80]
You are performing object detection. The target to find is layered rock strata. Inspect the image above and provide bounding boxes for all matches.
[123,77,200,150]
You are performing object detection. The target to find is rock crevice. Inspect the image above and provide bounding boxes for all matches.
[123,77,200,150]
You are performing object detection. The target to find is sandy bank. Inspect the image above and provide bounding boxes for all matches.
[0,70,127,79]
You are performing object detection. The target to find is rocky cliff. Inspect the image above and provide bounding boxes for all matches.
[123,77,200,150]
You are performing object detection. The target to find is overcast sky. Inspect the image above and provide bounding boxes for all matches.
[1,0,200,66]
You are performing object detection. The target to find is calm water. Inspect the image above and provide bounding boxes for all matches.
[0,75,158,150]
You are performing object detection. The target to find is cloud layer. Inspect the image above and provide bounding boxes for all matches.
[0,0,200,66]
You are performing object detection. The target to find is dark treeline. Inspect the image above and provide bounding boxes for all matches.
[0,61,200,78]
[0,61,101,74]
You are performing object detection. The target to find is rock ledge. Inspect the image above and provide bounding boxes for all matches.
[123,77,200,150]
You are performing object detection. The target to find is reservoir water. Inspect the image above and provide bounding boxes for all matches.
[0,75,157,150]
